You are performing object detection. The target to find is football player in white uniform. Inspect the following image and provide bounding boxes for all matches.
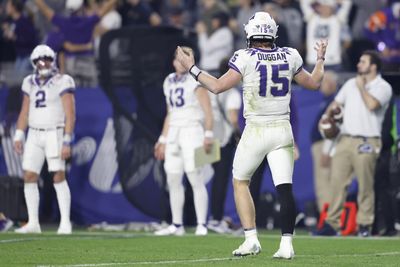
[13,44,75,234]
[176,12,327,258]
[154,47,213,236]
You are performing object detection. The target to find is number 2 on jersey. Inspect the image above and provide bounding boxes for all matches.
[35,91,46,108]
[258,63,289,97]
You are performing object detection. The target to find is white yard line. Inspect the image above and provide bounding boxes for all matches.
[35,251,400,267]
[36,257,239,267]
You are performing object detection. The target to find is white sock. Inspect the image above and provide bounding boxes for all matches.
[166,172,184,225]
[281,234,293,245]
[244,228,258,242]
[54,180,71,226]
[24,183,40,225]
[187,170,208,225]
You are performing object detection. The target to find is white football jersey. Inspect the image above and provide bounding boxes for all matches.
[22,73,75,129]
[163,73,203,127]
[228,47,303,122]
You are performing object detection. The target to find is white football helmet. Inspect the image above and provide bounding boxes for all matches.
[244,12,278,42]
[30,44,56,77]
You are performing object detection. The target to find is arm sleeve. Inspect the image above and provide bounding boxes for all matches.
[59,75,76,96]
[337,0,352,24]
[369,83,393,107]
[21,76,32,96]
[299,0,315,22]
[335,81,349,105]
[289,48,304,75]
[228,49,247,75]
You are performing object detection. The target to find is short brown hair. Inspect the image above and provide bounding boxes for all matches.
[362,50,382,72]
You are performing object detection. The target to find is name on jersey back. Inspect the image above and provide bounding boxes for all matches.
[257,52,287,61]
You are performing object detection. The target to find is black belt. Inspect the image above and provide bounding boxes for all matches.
[30,127,63,131]
[342,134,380,140]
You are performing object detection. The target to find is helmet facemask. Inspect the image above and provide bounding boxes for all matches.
[30,45,57,77]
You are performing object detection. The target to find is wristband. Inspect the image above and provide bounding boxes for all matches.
[317,57,325,61]
[158,135,167,144]
[13,129,25,142]
[189,65,202,81]
[204,130,214,139]
[63,134,73,146]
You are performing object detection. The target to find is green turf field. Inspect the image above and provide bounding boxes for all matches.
[1,229,399,267]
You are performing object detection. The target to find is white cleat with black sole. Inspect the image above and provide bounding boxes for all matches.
[232,239,261,257]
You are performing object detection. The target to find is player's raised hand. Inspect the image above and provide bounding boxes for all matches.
[314,39,328,60]
[61,145,71,160]
[176,46,195,71]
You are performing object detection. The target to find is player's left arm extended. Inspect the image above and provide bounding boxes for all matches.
[61,92,76,138]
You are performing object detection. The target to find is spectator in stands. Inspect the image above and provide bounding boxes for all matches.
[310,71,338,213]
[197,11,233,75]
[197,0,229,36]
[364,1,400,72]
[270,0,304,51]
[351,0,385,40]
[300,0,352,71]
[263,2,289,48]
[159,0,192,29]
[229,0,261,50]
[207,58,241,234]
[315,50,393,237]
[153,47,213,236]
[34,0,117,87]
[2,0,37,78]
[93,0,121,57]
[119,0,162,27]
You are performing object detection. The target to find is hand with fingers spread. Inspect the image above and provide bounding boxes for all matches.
[314,40,328,61]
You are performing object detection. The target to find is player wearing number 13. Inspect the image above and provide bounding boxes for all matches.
[13,44,75,235]
[176,12,327,258]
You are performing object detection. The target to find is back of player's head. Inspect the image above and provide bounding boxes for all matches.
[362,50,382,72]
[30,44,56,76]
[244,12,279,47]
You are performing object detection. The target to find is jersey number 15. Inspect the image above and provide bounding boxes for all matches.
[258,63,289,97]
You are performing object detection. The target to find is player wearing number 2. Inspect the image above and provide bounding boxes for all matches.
[13,44,75,234]
[154,47,213,236]
[176,12,327,258]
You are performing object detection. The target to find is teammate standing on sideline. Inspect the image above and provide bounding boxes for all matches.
[176,12,327,258]
[154,47,213,236]
[13,44,75,234]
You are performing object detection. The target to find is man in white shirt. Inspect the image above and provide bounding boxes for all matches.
[316,50,393,237]
[13,45,75,234]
